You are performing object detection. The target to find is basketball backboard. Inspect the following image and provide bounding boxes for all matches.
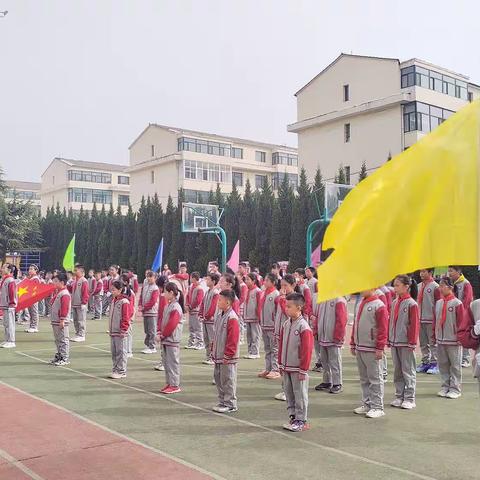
[324,182,354,221]
[182,203,220,233]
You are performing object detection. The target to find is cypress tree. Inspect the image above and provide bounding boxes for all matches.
[86,203,99,269]
[163,195,175,269]
[239,179,256,262]
[336,165,346,185]
[359,161,368,182]
[136,197,149,278]
[110,205,124,266]
[224,182,242,257]
[170,189,186,268]
[147,193,163,268]
[122,204,136,269]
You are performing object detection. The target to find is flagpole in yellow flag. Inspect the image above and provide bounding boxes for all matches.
[317,99,480,303]
[62,234,76,272]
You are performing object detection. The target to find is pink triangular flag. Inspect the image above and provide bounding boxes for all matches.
[310,243,322,267]
[227,240,240,272]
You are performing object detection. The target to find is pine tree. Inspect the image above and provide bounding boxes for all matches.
[358,161,368,182]
[270,173,294,263]
[170,189,186,268]
[336,165,346,185]
[121,203,136,269]
[110,205,124,266]
[311,167,325,219]
[289,167,311,269]
[98,205,114,269]
[147,193,163,268]
[136,197,149,278]
[387,152,392,162]
[75,206,89,265]
[86,203,99,269]
[224,182,242,257]
[239,179,256,262]
[163,195,175,269]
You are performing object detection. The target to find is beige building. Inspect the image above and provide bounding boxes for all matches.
[4,180,41,212]
[40,157,130,215]
[128,124,298,208]
[288,53,480,183]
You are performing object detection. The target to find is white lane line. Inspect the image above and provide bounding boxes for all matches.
[0,448,47,480]
[14,350,438,480]
[0,379,227,480]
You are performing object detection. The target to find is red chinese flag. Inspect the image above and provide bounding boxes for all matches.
[16,279,56,312]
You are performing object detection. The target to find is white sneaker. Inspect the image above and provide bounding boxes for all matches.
[353,405,369,415]
[202,359,214,365]
[1,342,16,349]
[193,344,205,350]
[365,409,385,418]
[71,336,85,342]
[243,354,260,359]
[445,391,461,399]
[108,372,126,379]
[127,353,133,358]
[154,364,165,371]
[184,344,195,349]
[437,389,448,398]
[25,328,38,333]
[401,401,416,409]
[274,392,286,401]
[0,342,5,347]
[141,348,157,354]
[390,398,403,408]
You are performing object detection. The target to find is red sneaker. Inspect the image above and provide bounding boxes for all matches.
[163,386,182,394]
[160,384,170,393]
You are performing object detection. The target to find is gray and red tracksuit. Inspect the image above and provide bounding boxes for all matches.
[129,276,139,294]
[433,295,464,394]
[388,294,419,402]
[260,286,280,372]
[27,274,41,329]
[417,279,441,364]
[109,295,132,375]
[92,278,103,319]
[351,296,388,411]
[87,276,96,312]
[140,283,159,350]
[375,288,389,378]
[244,285,262,356]
[171,273,189,299]
[200,287,219,360]
[71,276,89,338]
[50,287,71,361]
[1,274,17,343]
[297,281,313,319]
[159,301,183,387]
[186,283,205,348]
[313,297,347,386]
[212,307,240,409]
[238,281,248,337]
[454,276,474,363]
[278,315,314,421]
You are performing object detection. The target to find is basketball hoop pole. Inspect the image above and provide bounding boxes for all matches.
[198,226,227,272]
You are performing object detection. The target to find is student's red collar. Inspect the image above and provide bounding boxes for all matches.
[265,286,276,295]
[443,293,455,301]
[363,295,379,303]
[247,284,257,291]
[399,293,411,300]
[2,274,12,280]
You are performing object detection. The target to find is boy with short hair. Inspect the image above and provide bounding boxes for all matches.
[92,271,103,319]
[212,289,240,414]
[50,272,71,366]
[200,273,220,365]
[71,264,89,342]
[278,292,313,432]
[138,271,159,354]
[87,269,96,314]
[185,272,205,350]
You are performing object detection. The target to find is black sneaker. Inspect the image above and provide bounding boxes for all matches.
[329,384,343,394]
[314,382,332,391]
[289,414,296,424]
[49,353,61,365]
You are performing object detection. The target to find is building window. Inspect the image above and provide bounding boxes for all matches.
[178,137,232,157]
[232,171,243,187]
[403,102,454,133]
[68,170,112,184]
[343,84,349,101]
[255,151,266,163]
[68,188,112,204]
[117,175,129,185]
[5,189,39,200]
[272,152,298,166]
[231,147,243,159]
[118,194,129,206]
[255,174,267,189]
[344,123,351,143]
[183,160,231,184]
[272,172,298,190]
[151,171,155,184]
[344,166,351,184]
[401,65,469,100]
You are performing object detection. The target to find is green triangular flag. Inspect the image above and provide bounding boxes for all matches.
[63,234,76,272]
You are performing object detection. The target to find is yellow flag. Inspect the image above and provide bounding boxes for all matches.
[317,100,480,302]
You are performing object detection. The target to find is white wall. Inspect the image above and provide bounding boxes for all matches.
[129,126,178,166]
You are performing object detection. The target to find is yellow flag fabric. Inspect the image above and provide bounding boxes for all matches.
[62,234,76,272]
[317,99,480,302]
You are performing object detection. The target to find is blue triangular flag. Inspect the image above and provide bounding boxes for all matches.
[151,238,164,272]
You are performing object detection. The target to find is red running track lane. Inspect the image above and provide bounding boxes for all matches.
[0,383,216,480]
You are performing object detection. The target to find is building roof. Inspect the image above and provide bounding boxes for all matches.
[294,53,399,96]
[41,157,129,177]
[5,180,41,191]
[128,124,297,152]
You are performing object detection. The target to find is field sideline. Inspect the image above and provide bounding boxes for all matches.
[0,306,479,480]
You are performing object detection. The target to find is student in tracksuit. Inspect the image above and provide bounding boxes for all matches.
[24,264,41,333]
[108,280,132,379]
[351,289,389,418]
[212,289,241,414]
[101,270,110,314]
[70,264,89,342]
[103,265,120,315]
[388,275,420,410]
[200,273,220,365]
[375,287,390,381]
[139,271,159,354]
[219,273,241,315]
[158,282,184,394]
[433,276,465,399]
[87,269,96,313]
[278,292,314,432]
[313,296,348,394]
[448,266,474,367]
[416,269,441,374]
[92,271,103,319]
[469,299,480,392]
[243,273,262,360]
[258,273,281,380]
[49,272,71,366]
[305,267,322,372]
[154,276,168,372]
[185,272,205,350]
[121,273,136,358]
[1,263,18,349]
[44,271,54,317]
[236,272,248,344]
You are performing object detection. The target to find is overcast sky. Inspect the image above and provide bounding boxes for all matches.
[0,0,478,182]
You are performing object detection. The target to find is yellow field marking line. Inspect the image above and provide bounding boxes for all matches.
[14,350,438,480]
